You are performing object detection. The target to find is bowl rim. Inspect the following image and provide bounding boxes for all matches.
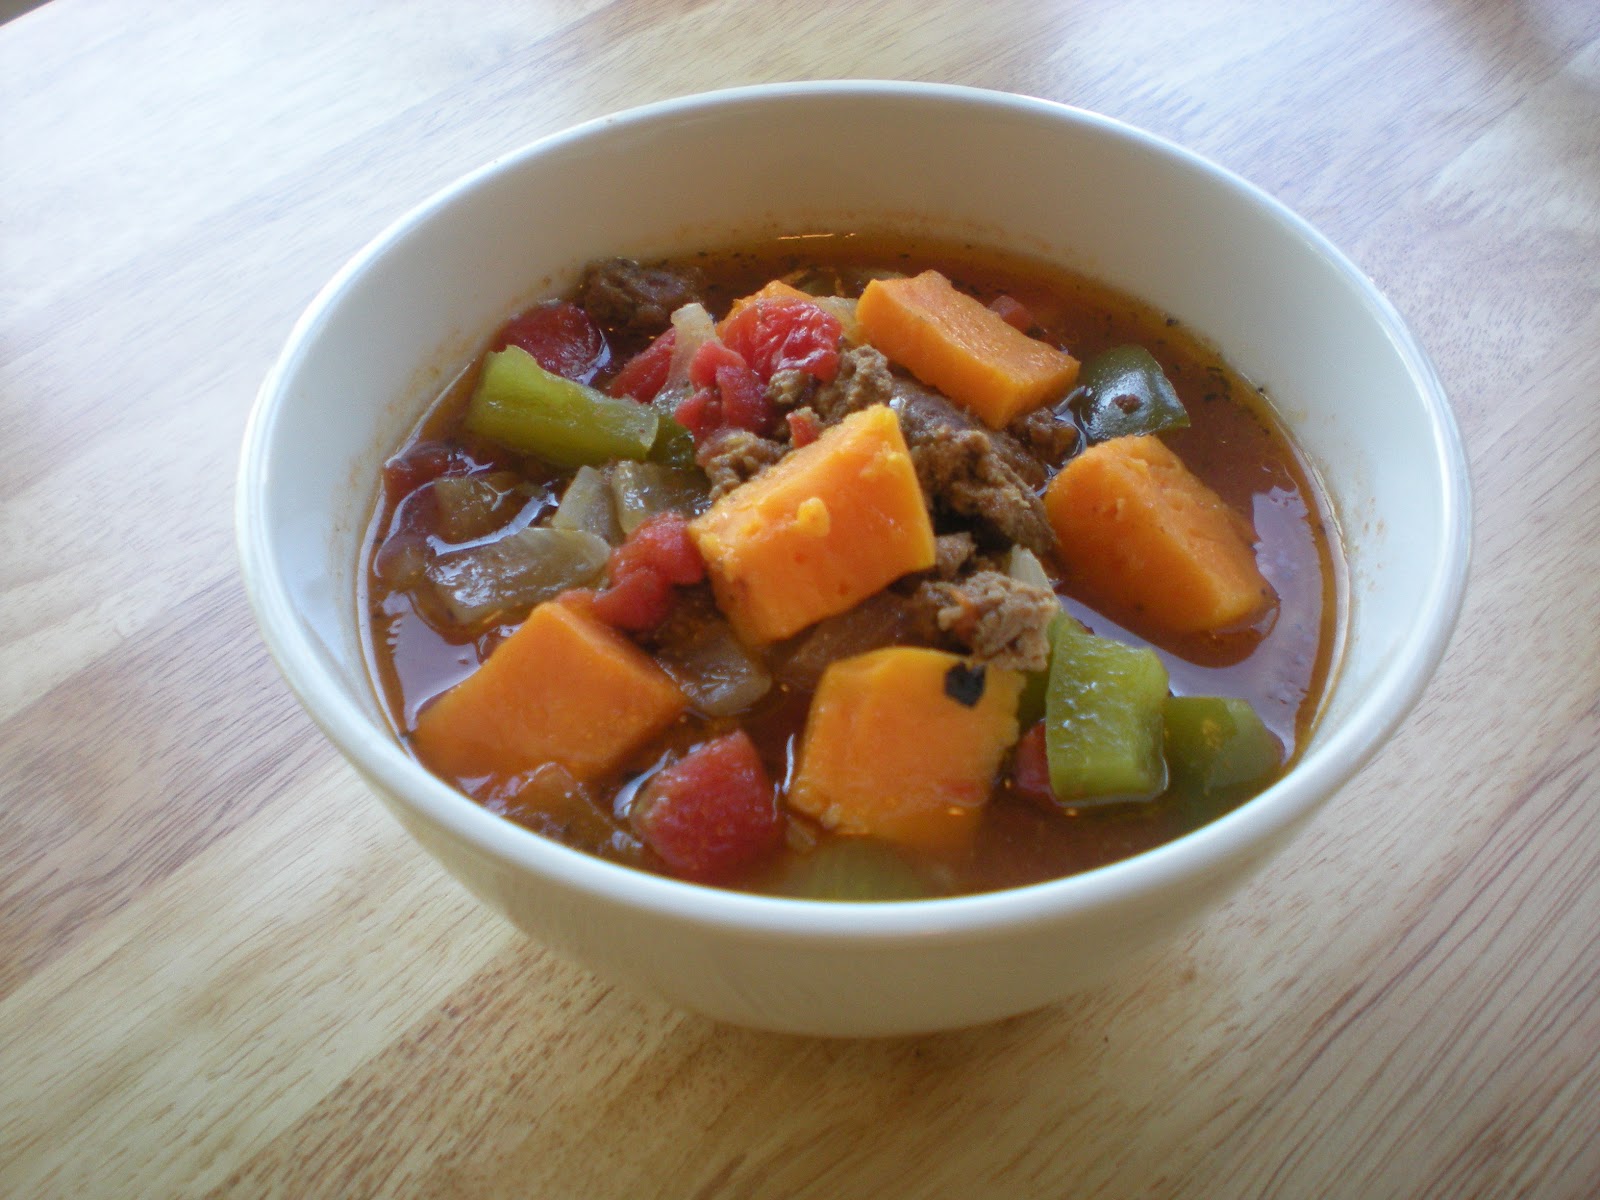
[236,79,1472,943]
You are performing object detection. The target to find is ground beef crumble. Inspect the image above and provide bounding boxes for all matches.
[700,345,1058,570]
[802,345,1058,555]
[1008,404,1080,466]
[810,345,896,423]
[765,368,816,411]
[696,427,788,499]
[931,532,977,579]
[889,372,1047,488]
[909,428,1056,557]
[911,569,1059,672]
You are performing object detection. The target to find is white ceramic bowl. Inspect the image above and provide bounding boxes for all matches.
[237,82,1470,1036]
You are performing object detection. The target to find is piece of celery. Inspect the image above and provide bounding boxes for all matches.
[1043,619,1169,805]
[465,346,659,466]
[777,839,929,901]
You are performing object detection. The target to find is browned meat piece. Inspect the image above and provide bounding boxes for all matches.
[806,346,1054,552]
[765,368,816,411]
[810,346,1046,477]
[911,570,1059,672]
[809,345,896,423]
[696,427,788,499]
[932,532,977,579]
[910,427,1056,557]
[888,375,1048,488]
[1008,405,1080,466]
[579,258,705,337]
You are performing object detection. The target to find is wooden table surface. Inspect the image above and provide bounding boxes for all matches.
[3,1,1598,1195]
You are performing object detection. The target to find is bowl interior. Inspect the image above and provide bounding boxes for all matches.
[241,83,1468,924]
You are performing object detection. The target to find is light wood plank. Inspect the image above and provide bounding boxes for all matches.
[3,0,1598,1196]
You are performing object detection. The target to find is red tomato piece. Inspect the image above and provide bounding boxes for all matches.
[590,564,674,632]
[607,328,677,402]
[1011,721,1056,806]
[674,387,722,442]
[493,301,610,383]
[720,298,843,383]
[786,409,821,447]
[630,731,782,880]
[589,514,705,632]
[382,440,481,496]
[715,362,772,435]
[987,294,1035,332]
[688,337,747,389]
[611,512,705,586]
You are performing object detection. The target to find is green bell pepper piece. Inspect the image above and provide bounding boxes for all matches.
[1069,344,1189,443]
[1163,696,1283,804]
[465,346,659,467]
[1044,619,1169,805]
[1016,611,1065,728]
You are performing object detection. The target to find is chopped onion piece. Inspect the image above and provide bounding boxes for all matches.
[550,465,622,544]
[1006,545,1054,590]
[422,527,608,633]
[610,461,710,535]
[664,302,717,392]
[654,612,772,716]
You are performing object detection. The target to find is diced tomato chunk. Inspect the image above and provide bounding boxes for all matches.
[492,300,611,383]
[590,565,674,631]
[630,731,782,880]
[786,409,821,447]
[588,514,706,632]
[382,440,481,496]
[721,298,842,383]
[688,338,747,389]
[611,512,705,586]
[607,328,677,402]
[678,337,772,438]
[1011,721,1056,806]
[674,387,721,442]
[987,294,1035,332]
[716,362,772,435]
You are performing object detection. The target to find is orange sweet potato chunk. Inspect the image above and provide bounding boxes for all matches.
[1044,435,1274,635]
[789,647,1024,854]
[689,405,936,644]
[856,269,1079,428]
[411,598,687,782]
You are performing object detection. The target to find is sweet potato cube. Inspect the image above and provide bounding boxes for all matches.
[856,269,1079,428]
[789,647,1024,854]
[688,405,936,644]
[411,598,687,782]
[1044,434,1274,635]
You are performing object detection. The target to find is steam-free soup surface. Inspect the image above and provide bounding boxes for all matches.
[362,233,1340,899]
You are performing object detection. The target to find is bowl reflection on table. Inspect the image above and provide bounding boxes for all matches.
[236,81,1470,1036]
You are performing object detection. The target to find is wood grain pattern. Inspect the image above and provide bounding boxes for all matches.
[3,0,1598,1195]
